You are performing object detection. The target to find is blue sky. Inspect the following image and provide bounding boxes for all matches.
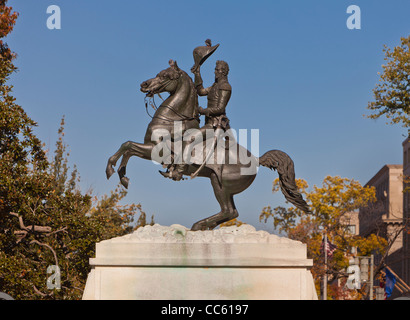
[6,0,409,232]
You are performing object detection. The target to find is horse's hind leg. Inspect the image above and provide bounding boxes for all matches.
[191,172,238,231]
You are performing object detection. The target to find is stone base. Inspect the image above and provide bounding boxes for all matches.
[82,224,318,300]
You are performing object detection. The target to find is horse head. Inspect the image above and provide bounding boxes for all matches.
[140,60,198,122]
[140,60,183,97]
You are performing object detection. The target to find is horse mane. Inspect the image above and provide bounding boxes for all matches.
[181,70,199,111]
[158,67,180,80]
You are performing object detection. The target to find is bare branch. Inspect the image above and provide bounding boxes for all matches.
[374,225,405,275]
[33,285,52,298]
[9,212,51,233]
[30,240,58,267]
[45,227,68,236]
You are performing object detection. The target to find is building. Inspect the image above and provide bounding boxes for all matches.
[359,164,404,286]
[402,138,410,285]
[341,210,360,235]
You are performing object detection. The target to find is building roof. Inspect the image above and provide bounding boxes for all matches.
[365,164,403,187]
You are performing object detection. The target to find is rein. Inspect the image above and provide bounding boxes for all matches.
[144,94,158,119]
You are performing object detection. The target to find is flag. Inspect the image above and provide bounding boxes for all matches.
[384,268,396,298]
[321,236,337,258]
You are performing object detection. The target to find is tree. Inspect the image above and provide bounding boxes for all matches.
[367,35,410,134]
[0,0,52,298]
[1,116,152,299]
[366,34,410,297]
[0,2,152,299]
[260,176,387,299]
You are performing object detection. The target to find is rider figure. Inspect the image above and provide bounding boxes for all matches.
[194,60,231,132]
[162,60,231,181]
[161,40,232,182]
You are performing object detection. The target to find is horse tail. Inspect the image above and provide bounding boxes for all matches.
[259,150,311,213]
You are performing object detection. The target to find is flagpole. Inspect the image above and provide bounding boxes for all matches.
[370,254,374,300]
[323,232,327,300]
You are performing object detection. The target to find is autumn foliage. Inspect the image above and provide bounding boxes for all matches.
[260,176,387,299]
[367,35,410,133]
[0,1,152,299]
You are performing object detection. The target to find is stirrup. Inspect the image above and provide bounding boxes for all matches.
[158,167,185,181]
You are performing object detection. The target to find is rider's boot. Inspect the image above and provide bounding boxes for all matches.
[159,163,185,181]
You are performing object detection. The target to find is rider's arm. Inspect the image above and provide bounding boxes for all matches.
[194,69,210,96]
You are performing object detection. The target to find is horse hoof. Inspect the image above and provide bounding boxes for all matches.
[191,221,216,231]
[120,177,129,189]
[191,222,205,231]
[106,166,115,180]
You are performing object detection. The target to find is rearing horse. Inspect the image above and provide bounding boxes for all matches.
[106,60,310,230]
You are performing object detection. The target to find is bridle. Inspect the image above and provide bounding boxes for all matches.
[143,77,199,123]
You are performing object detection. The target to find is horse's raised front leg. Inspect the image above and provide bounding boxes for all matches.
[106,141,153,188]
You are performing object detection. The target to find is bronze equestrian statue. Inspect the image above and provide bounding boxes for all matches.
[106,40,310,231]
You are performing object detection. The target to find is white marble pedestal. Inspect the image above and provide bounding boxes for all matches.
[82,224,318,300]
